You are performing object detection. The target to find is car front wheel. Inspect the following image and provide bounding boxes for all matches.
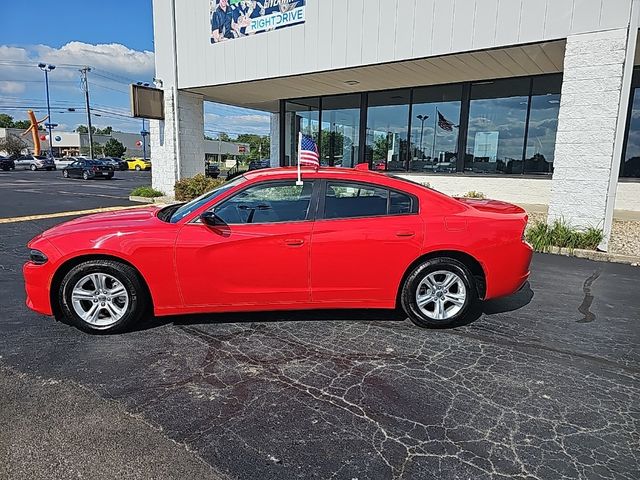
[82,171,90,180]
[30,164,37,171]
[135,165,141,171]
[58,260,147,334]
[401,257,477,328]
[63,170,69,178]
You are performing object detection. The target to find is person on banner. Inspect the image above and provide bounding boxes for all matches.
[211,0,238,43]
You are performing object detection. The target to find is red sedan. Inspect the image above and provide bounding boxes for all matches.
[24,166,532,333]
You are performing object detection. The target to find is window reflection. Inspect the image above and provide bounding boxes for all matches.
[622,70,640,178]
[411,85,461,173]
[321,95,361,168]
[465,78,530,174]
[525,76,561,174]
[284,98,319,166]
[365,90,410,172]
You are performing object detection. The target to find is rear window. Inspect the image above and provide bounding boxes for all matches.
[324,182,415,219]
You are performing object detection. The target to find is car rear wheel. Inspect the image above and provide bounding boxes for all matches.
[401,257,477,328]
[58,260,147,334]
[135,165,141,171]
[82,171,89,180]
[63,170,69,178]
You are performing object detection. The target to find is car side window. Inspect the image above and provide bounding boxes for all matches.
[214,181,315,224]
[324,182,414,219]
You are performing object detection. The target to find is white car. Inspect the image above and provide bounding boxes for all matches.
[54,157,78,168]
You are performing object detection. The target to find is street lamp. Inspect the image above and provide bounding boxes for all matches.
[416,114,429,160]
[136,82,150,160]
[38,63,56,158]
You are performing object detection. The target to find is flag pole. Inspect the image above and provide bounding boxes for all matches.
[296,131,303,186]
[432,107,438,162]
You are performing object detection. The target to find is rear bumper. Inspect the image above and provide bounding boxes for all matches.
[483,241,533,300]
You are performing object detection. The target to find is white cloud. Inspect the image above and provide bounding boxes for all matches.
[0,81,26,94]
[205,112,270,135]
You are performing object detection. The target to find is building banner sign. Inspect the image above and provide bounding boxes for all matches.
[210,0,306,44]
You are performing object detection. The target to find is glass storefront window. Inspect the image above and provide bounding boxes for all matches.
[465,78,530,174]
[410,85,462,173]
[284,98,320,166]
[320,94,361,168]
[621,69,640,178]
[365,90,410,172]
[525,76,561,174]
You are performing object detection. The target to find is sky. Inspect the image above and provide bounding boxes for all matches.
[0,0,270,137]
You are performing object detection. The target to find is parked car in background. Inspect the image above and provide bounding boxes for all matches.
[248,159,270,171]
[54,157,77,169]
[62,159,114,180]
[205,162,221,178]
[101,157,128,171]
[13,154,56,171]
[0,155,15,171]
[24,165,532,334]
[127,158,151,171]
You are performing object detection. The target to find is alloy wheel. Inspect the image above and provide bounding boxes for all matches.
[70,273,129,329]
[415,270,466,320]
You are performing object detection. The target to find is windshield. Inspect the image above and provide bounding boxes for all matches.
[169,175,247,223]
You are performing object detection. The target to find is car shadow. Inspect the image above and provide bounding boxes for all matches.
[131,282,534,333]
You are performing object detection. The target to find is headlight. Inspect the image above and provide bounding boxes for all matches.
[29,249,48,265]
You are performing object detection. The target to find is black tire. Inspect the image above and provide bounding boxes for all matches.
[82,171,89,180]
[63,170,69,178]
[30,164,37,171]
[401,257,477,328]
[58,260,147,334]
[135,165,141,171]
[106,174,113,180]
[1,166,8,171]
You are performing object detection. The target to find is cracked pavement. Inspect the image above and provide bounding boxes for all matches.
[0,194,638,478]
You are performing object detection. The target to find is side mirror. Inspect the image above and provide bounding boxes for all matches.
[200,210,226,228]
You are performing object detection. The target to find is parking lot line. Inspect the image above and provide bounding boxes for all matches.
[0,205,151,224]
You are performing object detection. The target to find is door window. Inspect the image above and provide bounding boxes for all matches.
[323,182,414,219]
[214,181,315,224]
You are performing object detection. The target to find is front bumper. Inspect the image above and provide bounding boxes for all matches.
[23,261,55,315]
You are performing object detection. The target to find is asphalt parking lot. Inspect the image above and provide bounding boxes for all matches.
[0,173,638,479]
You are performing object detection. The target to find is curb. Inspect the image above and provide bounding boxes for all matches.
[129,195,175,204]
[545,246,640,266]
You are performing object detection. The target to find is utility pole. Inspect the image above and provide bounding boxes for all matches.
[38,63,56,158]
[80,66,94,159]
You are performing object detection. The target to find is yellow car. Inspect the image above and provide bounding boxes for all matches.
[127,158,151,171]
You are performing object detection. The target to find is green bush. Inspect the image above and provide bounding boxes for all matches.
[462,190,486,199]
[130,186,164,198]
[174,174,225,201]
[525,219,603,252]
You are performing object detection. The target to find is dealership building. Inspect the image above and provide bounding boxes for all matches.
[150,0,640,249]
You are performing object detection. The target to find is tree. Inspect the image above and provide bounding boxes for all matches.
[96,126,113,135]
[12,120,32,130]
[80,142,104,157]
[75,125,99,134]
[0,134,28,157]
[235,133,271,161]
[103,138,127,158]
[0,114,13,128]
[217,132,231,142]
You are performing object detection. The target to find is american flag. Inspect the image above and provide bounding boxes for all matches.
[437,111,455,132]
[299,134,320,167]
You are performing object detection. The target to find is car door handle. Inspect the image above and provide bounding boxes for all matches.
[396,231,415,237]
[284,239,305,246]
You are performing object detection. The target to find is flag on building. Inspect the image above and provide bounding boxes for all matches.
[299,134,320,166]
[437,111,455,132]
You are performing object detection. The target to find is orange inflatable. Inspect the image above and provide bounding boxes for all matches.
[21,110,49,156]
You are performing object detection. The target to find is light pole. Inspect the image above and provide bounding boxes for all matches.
[38,63,56,158]
[416,114,429,160]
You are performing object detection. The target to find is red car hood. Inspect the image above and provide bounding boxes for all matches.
[454,197,526,215]
[39,206,162,239]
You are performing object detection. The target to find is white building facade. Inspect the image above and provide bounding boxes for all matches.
[151,0,640,249]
